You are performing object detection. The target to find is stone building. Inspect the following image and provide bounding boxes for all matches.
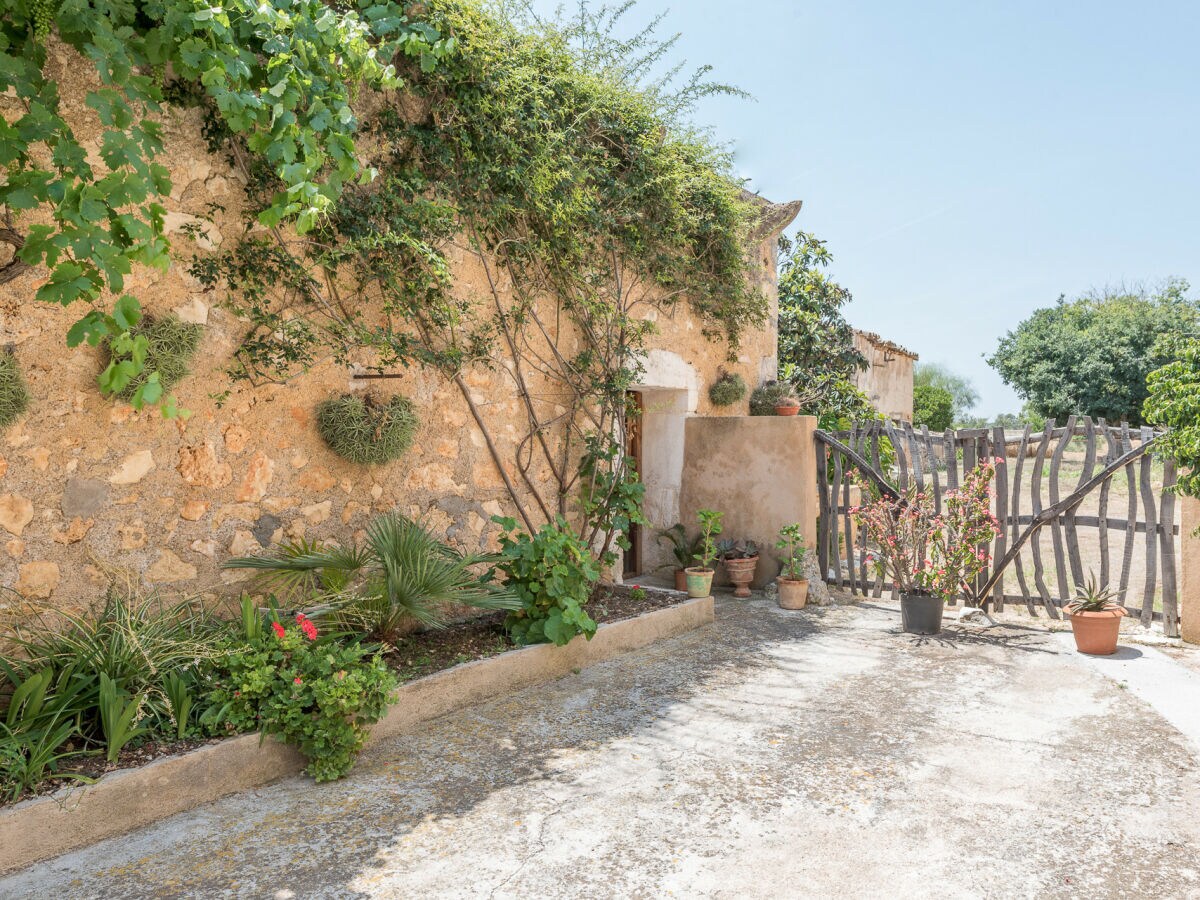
[851,330,918,423]
[0,42,801,614]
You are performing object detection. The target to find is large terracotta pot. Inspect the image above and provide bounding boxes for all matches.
[673,568,688,592]
[900,593,943,635]
[777,577,809,610]
[1068,608,1126,655]
[775,403,801,416]
[684,567,714,599]
[722,556,759,598]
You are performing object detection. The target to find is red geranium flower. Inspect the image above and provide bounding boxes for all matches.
[293,676,303,685]
[271,621,287,639]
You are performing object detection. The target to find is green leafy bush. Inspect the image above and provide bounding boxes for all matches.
[708,372,747,407]
[0,350,30,429]
[103,315,203,404]
[1145,337,1200,501]
[224,513,518,642]
[494,517,600,646]
[316,394,418,465]
[199,613,396,782]
[913,384,954,432]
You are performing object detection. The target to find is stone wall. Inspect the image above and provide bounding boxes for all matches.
[0,42,794,617]
[852,331,917,423]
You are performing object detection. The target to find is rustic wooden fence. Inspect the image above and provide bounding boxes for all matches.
[814,417,1181,636]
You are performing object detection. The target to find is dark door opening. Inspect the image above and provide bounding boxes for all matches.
[623,391,644,579]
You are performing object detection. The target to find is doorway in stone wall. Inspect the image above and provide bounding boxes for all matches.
[624,390,644,578]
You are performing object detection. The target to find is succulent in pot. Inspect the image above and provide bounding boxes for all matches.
[718,539,760,598]
[656,523,702,592]
[684,509,723,598]
[774,396,802,416]
[775,523,810,609]
[1065,575,1126,655]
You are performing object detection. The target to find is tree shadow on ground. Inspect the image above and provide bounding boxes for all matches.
[10,597,847,899]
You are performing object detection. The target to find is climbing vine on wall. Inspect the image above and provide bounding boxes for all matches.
[0,0,451,408]
[192,0,763,564]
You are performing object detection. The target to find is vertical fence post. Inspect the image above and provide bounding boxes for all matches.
[1182,497,1200,645]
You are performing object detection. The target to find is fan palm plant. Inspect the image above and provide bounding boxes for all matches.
[223,513,520,643]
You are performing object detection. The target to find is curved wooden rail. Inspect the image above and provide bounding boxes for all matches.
[976,434,1160,604]
[814,431,899,501]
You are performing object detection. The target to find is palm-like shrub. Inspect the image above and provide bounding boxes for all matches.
[224,513,520,643]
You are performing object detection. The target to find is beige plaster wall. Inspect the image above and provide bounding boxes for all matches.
[678,416,817,588]
[852,332,916,423]
[1182,498,1200,645]
[0,42,789,618]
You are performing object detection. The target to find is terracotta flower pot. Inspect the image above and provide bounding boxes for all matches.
[775,403,801,416]
[684,567,714,599]
[1068,607,1126,655]
[673,568,688,592]
[722,556,759,598]
[777,577,809,610]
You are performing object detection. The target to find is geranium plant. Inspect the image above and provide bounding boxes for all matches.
[853,460,1002,603]
[199,610,396,782]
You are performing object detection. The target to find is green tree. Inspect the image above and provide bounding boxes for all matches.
[913,363,978,422]
[912,384,954,432]
[988,281,1199,425]
[775,232,873,426]
[1144,337,1200,501]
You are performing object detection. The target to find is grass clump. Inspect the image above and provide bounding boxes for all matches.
[105,316,203,401]
[0,350,30,429]
[708,371,747,407]
[316,393,418,465]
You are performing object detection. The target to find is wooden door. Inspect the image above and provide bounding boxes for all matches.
[624,391,644,578]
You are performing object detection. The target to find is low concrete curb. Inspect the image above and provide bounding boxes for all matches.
[0,596,713,874]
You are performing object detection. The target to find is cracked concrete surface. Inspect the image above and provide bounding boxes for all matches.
[5,598,1200,899]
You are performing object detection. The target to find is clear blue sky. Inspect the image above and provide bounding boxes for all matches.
[526,0,1200,416]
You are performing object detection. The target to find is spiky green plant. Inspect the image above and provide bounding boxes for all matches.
[0,349,31,429]
[4,589,223,743]
[315,394,418,465]
[104,315,203,401]
[1066,574,1123,614]
[223,513,520,643]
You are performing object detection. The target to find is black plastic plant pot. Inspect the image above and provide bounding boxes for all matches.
[900,593,944,635]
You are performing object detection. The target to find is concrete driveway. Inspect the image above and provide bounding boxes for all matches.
[6,598,1200,899]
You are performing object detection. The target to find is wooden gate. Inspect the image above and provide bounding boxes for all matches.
[814,417,1181,637]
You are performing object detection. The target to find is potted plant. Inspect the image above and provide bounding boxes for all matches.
[1065,575,1126,655]
[775,523,810,609]
[656,523,701,592]
[853,460,1001,634]
[717,539,759,598]
[684,509,723,598]
[774,395,802,416]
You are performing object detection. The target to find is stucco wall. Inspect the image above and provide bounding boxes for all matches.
[852,332,916,423]
[0,41,791,617]
[1182,498,1200,645]
[678,416,818,588]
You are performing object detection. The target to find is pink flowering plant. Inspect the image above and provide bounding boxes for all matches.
[200,602,396,781]
[852,460,1002,603]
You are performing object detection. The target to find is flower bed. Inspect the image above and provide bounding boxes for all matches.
[0,590,709,874]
